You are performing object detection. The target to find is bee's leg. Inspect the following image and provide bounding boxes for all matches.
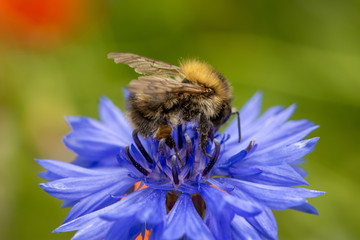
[156,125,183,166]
[208,123,215,141]
[231,108,241,143]
[165,135,183,166]
[199,113,212,159]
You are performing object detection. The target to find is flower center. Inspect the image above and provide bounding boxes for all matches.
[123,126,222,189]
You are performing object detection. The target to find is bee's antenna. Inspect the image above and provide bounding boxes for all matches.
[232,110,241,143]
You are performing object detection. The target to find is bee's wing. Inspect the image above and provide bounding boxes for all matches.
[127,76,206,95]
[107,52,181,76]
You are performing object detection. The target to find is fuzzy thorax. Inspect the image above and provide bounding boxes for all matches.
[179,59,232,102]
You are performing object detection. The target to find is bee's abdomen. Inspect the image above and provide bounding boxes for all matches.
[126,93,181,137]
[126,95,158,137]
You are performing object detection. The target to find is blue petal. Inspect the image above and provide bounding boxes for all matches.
[204,210,233,240]
[223,105,288,156]
[200,183,260,240]
[222,178,324,210]
[162,193,215,240]
[230,188,278,240]
[246,206,278,240]
[39,171,62,181]
[259,104,297,132]
[39,174,124,200]
[99,96,132,136]
[206,178,235,193]
[291,202,319,215]
[176,183,199,194]
[223,109,310,161]
[36,159,107,178]
[235,104,297,146]
[61,199,78,208]
[239,164,309,186]
[54,209,110,234]
[63,178,136,223]
[224,91,262,137]
[292,165,308,178]
[101,188,167,226]
[216,149,248,168]
[231,215,264,240]
[105,218,144,240]
[200,184,261,218]
[233,106,285,144]
[123,89,130,98]
[252,106,284,128]
[71,219,111,240]
[63,129,128,160]
[100,188,154,220]
[255,121,318,153]
[66,116,105,131]
[244,138,319,166]
[228,167,263,178]
[134,190,167,225]
[54,190,151,233]
[240,91,263,127]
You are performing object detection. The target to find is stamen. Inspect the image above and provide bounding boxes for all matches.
[245,138,256,153]
[165,136,183,167]
[201,139,221,177]
[170,155,177,165]
[171,155,180,185]
[158,138,166,156]
[184,134,192,163]
[125,146,149,176]
[177,125,183,149]
[132,130,153,164]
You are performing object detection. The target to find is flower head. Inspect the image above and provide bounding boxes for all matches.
[38,92,324,240]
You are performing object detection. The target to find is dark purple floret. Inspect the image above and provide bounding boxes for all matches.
[172,165,180,186]
[132,130,153,164]
[185,134,192,163]
[177,125,183,149]
[201,139,221,177]
[125,145,149,176]
[125,128,224,187]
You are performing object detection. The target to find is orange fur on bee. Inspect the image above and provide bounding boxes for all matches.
[180,59,232,102]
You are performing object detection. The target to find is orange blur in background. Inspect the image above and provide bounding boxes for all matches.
[0,0,86,46]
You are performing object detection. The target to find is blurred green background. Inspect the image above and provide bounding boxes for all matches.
[0,0,359,239]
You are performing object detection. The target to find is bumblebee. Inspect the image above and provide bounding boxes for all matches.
[108,53,240,158]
